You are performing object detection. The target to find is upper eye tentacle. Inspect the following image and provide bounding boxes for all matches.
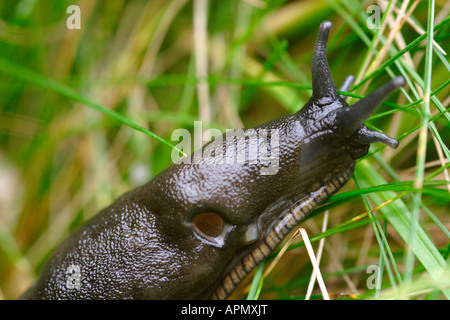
[311,20,339,101]
[336,76,405,134]
[339,75,355,100]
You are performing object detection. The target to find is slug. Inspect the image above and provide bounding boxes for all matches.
[21,21,404,300]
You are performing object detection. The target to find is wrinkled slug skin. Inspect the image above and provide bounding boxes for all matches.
[20,21,404,300]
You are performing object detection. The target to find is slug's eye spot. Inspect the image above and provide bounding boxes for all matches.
[192,212,224,239]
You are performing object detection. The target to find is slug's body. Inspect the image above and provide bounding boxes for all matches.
[21,21,404,300]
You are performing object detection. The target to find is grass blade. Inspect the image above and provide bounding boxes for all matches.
[355,160,450,299]
[0,57,185,156]
[246,260,265,300]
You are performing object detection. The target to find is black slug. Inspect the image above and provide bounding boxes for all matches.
[21,21,404,300]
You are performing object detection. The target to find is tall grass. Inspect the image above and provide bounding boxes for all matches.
[0,0,448,300]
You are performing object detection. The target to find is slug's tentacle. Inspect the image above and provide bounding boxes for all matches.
[337,76,405,134]
[308,20,403,150]
[311,21,339,100]
[339,75,355,99]
[356,126,399,149]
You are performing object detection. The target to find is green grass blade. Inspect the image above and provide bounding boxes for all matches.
[355,160,450,299]
[354,175,401,296]
[246,260,265,300]
[405,0,436,285]
[0,57,185,156]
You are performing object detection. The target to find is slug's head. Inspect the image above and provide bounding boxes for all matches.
[299,20,404,160]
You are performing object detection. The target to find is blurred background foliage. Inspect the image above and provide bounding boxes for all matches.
[0,0,449,299]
